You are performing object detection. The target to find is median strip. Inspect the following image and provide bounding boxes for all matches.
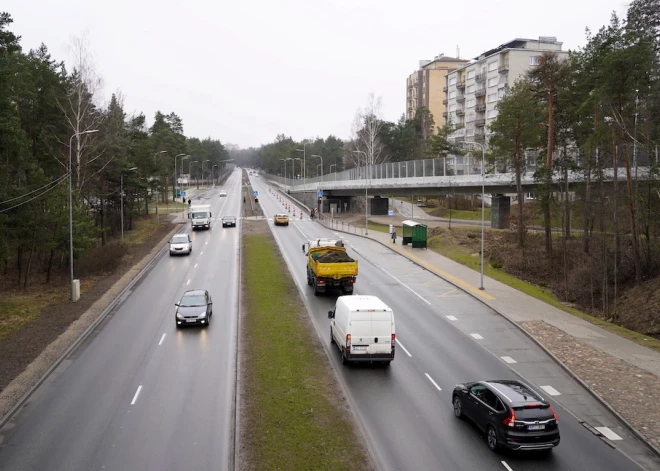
[239,221,373,470]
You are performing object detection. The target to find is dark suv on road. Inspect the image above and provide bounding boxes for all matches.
[452,379,560,453]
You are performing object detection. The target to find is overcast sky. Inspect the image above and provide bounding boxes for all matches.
[5,0,629,148]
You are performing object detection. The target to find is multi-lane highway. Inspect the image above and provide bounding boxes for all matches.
[249,174,659,471]
[0,170,243,471]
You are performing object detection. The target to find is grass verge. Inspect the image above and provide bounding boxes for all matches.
[0,299,41,343]
[241,229,372,471]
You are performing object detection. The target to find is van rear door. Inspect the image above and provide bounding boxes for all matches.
[349,311,371,355]
[369,310,393,355]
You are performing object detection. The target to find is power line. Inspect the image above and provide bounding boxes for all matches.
[0,174,68,205]
[0,176,68,214]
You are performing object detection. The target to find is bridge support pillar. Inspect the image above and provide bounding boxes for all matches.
[491,195,510,229]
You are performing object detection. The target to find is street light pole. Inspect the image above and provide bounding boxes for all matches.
[179,155,190,190]
[280,158,287,189]
[174,153,186,198]
[296,143,306,187]
[120,167,138,243]
[202,159,210,187]
[353,150,368,235]
[464,141,486,290]
[213,164,218,186]
[68,129,98,302]
[311,154,323,183]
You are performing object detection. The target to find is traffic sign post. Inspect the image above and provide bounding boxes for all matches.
[252,190,258,196]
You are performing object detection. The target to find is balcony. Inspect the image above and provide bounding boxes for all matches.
[443,98,448,105]
[475,73,486,83]
[475,103,486,112]
[456,108,465,116]
[456,80,466,90]
[443,86,448,92]
[498,61,509,73]
[453,136,465,143]
[457,94,466,102]
[475,118,486,127]
[442,111,448,118]
[475,88,486,97]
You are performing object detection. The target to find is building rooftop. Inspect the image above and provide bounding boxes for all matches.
[476,36,562,60]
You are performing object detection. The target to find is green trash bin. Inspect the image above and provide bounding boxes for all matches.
[402,220,427,249]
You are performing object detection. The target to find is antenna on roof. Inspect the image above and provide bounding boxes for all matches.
[456,45,460,59]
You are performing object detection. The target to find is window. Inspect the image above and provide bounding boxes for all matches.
[488,77,498,87]
[449,76,456,86]
[466,128,475,137]
[498,88,506,99]
[466,113,475,122]
[487,109,498,119]
[467,84,475,93]
[467,70,475,79]
[487,93,497,103]
[488,61,498,72]
[449,90,456,99]
[483,389,500,410]
[466,99,475,108]
[449,104,457,112]
[530,55,541,66]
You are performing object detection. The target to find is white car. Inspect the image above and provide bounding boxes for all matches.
[169,233,192,256]
[219,190,227,197]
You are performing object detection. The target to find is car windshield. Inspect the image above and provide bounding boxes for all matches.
[171,236,188,244]
[192,212,209,219]
[224,216,235,220]
[180,295,206,307]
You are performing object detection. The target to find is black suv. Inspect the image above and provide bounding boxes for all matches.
[452,380,560,453]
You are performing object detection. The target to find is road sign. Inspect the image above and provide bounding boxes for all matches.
[317,191,323,197]
[388,209,394,216]
[181,191,186,197]
[252,190,258,196]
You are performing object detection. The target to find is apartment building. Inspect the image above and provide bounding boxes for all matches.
[406,54,468,127]
[444,37,568,144]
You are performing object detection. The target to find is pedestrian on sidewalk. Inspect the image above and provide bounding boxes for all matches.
[391,228,397,244]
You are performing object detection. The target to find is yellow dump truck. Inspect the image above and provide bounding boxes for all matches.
[305,238,358,296]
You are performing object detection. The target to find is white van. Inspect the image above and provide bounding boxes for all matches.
[328,295,395,365]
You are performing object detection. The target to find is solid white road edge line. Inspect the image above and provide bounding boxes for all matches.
[425,373,442,392]
[470,333,484,340]
[158,334,166,346]
[501,461,514,471]
[396,339,412,357]
[131,385,143,405]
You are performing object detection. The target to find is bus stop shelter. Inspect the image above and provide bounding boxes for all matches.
[402,220,428,249]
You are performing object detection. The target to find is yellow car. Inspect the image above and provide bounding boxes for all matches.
[274,214,289,226]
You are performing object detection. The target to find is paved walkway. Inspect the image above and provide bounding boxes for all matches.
[390,198,490,227]
[361,229,660,377]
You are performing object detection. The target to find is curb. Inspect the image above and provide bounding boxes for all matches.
[233,199,245,471]
[0,222,183,429]
[279,187,660,461]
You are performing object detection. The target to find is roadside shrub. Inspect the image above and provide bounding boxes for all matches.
[76,245,128,277]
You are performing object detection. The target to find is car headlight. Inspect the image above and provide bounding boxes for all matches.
[198,311,207,318]
[176,311,184,319]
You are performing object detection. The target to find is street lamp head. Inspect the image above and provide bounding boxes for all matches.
[128,167,138,171]
[82,129,99,135]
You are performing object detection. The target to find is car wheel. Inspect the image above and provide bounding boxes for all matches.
[330,327,335,344]
[453,395,463,419]
[486,425,499,452]
[341,347,349,365]
[313,287,320,296]
[206,314,211,327]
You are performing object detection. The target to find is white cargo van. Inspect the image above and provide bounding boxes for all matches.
[328,295,395,365]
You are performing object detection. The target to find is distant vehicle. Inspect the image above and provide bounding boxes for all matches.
[169,233,192,256]
[274,213,289,226]
[328,295,395,365]
[189,204,212,230]
[222,216,237,227]
[175,289,213,327]
[452,380,560,453]
[219,190,227,197]
[306,238,357,295]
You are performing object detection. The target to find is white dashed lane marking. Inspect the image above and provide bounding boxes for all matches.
[425,373,442,392]
[501,356,517,364]
[131,385,143,405]
[396,339,412,357]
[446,315,458,321]
[470,333,484,340]
[540,385,561,396]
[595,427,623,441]
[158,334,166,346]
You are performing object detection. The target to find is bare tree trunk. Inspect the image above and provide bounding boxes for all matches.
[612,139,620,321]
[24,211,39,289]
[583,149,593,253]
[46,249,55,283]
[621,137,642,283]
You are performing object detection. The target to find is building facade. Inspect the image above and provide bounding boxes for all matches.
[406,54,468,127]
[444,37,568,144]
